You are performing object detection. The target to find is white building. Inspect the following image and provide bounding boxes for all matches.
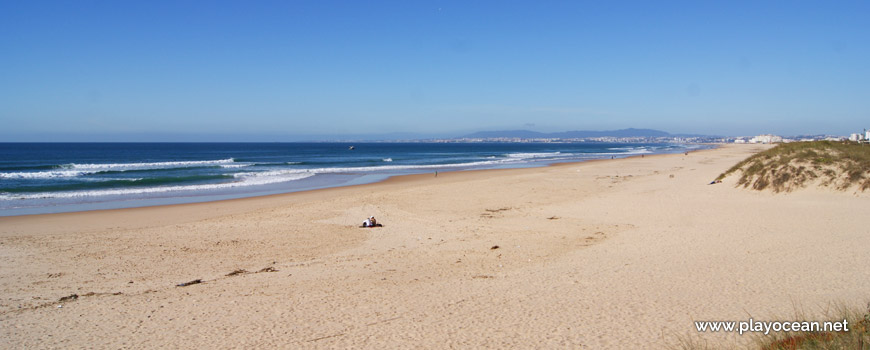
[866,130,870,141]
[849,133,864,142]
[749,134,783,144]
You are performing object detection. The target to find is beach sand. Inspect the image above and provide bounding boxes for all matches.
[2,144,868,349]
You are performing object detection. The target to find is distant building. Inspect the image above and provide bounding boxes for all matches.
[733,139,746,144]
[865,129,870,141]
[749,134,783,144]
[849,133,863,142]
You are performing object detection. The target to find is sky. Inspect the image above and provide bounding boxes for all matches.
[1,1,868,141]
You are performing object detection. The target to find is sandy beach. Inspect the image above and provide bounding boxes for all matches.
[1,144,868,349]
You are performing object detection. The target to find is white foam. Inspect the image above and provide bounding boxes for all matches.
[0,170,93,179]
[382,158,393,162]
[230,159,513,179]
[65,158,236,171]
[78,177,144,182]
[302,160,507,173]
[607,147,652,153]
[0,172,314,200]
[2,158,239,180]
[506,152,562,159]
[220,164,251,169]
[621,148,652,154]
[598,147,654,156]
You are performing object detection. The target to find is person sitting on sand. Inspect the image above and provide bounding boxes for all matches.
[361,216,382,228]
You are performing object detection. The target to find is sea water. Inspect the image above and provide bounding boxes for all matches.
[0,142,704,215]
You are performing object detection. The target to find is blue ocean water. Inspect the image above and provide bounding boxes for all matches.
[0,142,703,216]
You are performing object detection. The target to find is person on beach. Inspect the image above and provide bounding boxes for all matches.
[362,216,380,227]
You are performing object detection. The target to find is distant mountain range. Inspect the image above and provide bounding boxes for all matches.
[461,128,679,139]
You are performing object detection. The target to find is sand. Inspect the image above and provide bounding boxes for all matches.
[2,144,868,349]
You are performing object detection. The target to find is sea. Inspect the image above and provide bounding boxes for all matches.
[0,142,706,216]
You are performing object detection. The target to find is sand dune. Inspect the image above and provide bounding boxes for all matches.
[2,144,868,349]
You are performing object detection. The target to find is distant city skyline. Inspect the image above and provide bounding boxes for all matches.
[2,1,868,141]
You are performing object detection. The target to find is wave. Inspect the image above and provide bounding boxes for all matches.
[0,175,232,194]
[229,153,598,178]
[1,158,236,179]
[244,162,297,166]
[93,166,224,175]
[602,148,652,155]
[62,158,236,171]
[606,147,652,154]
[382,158,393,162]
[0,173,313,200]
[75,177,144,183]
[506,152,562,159]
[231,159,516,178]
[629,148,652,154]
[225,162,299,167]
[0,170,93,179]
[0,158,521,198]
[0,164,59,172]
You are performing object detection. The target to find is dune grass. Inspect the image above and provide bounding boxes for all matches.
[755,304,870,350]
[717,141,870,192]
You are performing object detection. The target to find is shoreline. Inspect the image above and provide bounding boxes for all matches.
[4,143,867,349]
[0,144,717,219]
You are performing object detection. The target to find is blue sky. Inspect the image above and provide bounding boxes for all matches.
[1,1,868,141]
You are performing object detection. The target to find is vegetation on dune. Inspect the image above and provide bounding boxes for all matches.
[756,304,870,350]
[717,141,870,193]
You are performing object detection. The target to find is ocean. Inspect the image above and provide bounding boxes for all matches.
[0,142,704,216]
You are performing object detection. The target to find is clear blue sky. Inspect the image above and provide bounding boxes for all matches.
[1,1,868,141]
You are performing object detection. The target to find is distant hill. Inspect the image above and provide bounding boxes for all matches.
[460,130,550,139]
[461,128,672,139]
